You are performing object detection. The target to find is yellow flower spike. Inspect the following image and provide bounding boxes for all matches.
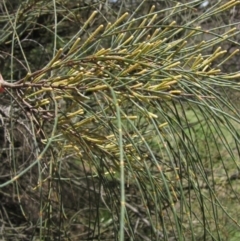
[149,5,155,14]
[26,88,51,98]
[202,65,210,72]
[148,112,158,118]
[167,40,187,60]
[51,79,69,87]
[84,71,95,76]
[125,144,133,149]
[133,44,147,59]
[191,54,203,69]
[121,35,134,46]
[161,75,182,83]
[122,115,138,120]
[81,25,104,49]
[121,63,140,76]
[138,18,148,29]
[150,81,176,91]
[164,61,180,70]
[67,77,75,84]
[74,116,96,128]
[68,38,81,54]
[104,144,117,150]
[105,22,111,31]
[41,87,53,91]
[130,83,143,89]
[106,134,115,140]
[50,76,61,82]
[132,41,147,53]
[115,33,125,44]
[201,50,227,67]
[193,41,206,52]
[52,61,62,68]
[217,49,239,67]
[141,43,154,54]
[86,85,108,92]
[145,34,151,41]
[158,21,176,37]
[48,48,63,67]
[213,50,227,59]
[206,69,221,75]
[183,56,194,68]
[216,0,239,12]
[213,46,222,55]
[54,95,63,101]
[159,122,168,129]
[148,85,159,90]
[178,40,188,48]
[36,99,50,106]
[184,26,201,40]
[150,28,160,40]
[168,2,181,17]
[82,135,106,144]
[163,43,174,53]
[161,80,178,87]
[107,12,129,30]
[66,109,84,118]
[156,85,171,91]
[169,90,181,95]
[82,10,98,29]
[222,27,237,37]
[147,14,157,27]
[222,73,240,79]
[32,74,47,83]
[126,49,141,59]
[64,145,82,156]
[74,146,82,155]
[118,49,128,54]
[135,69,148,75]
[64,71,78,78]
[124,18,135,32]
[68,72,84,84]
[162,39,184,55]
[152,38,166,49]
[23,72,32,83]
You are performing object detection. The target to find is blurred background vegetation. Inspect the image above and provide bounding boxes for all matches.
[0,0,240,240]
